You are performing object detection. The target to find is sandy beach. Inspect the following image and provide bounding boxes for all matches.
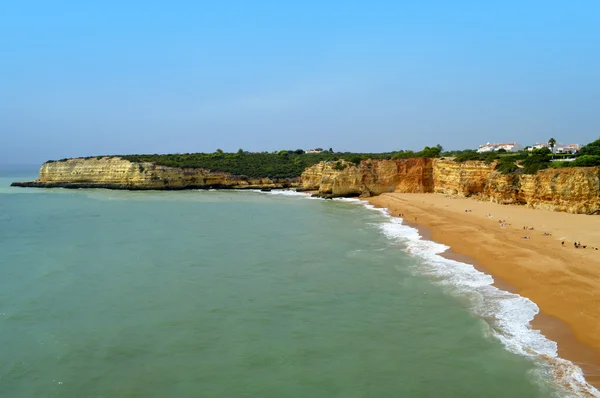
[367,193,600,389]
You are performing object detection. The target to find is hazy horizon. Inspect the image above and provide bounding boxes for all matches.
[2,1,599,164]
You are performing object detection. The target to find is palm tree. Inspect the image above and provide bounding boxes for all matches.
[548,138,557,157]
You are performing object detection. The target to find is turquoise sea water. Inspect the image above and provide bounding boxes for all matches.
[0,169,586,397]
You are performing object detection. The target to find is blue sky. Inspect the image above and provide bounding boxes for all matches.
[1,1,599,164]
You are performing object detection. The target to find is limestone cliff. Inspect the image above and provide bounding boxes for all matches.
[515,167,600,213]
[12,156,600,214]
[11,157,297,190]
[300,158,434,197]
[432,159,496,196]
[302,159,600,214]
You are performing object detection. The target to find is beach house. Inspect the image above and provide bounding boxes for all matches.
[528,143,550,151]
[476,142,523,153]
[555,144,581,154]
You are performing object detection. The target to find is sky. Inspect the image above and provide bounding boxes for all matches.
[1,1,599,164]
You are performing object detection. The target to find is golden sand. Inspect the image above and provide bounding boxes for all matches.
[366,193,600,388]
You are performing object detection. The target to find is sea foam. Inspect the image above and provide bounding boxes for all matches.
[320,196,598,397]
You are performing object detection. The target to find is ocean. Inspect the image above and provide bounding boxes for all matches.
[0,168,592,397]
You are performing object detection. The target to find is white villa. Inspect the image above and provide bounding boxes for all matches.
[476,140,582,155]
[527,142,581,154]
[555,143,581,154]
[306,148,323,154]
[528,143,550,151]
[476,142,523,153]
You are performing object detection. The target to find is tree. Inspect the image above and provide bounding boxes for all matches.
[522,147,551,174]
[348,156,362,165]
[497,148,507,154]
[579,138,600,156]
[420,145,443,158]
[548,138,556,157]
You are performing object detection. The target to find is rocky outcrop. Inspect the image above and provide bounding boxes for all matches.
[432,159,496,196]
[515,167,600,213]
[12,156,600,214]
[11,157,298,190]
[302,159,600,214]
[301,158,434,198]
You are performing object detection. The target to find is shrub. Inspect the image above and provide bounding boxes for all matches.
[579,138,600,156]
[571,155,600,167]
[484,153,499,163]
[332,161,346,170]
[495,162,519,174]
[454,150,482,162]
[348,156,362,165]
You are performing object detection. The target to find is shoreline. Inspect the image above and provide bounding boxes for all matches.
[9,181,297,191]
[366,193,600,393]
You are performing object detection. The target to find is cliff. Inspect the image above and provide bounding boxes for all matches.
[300,158,434,197]
[11,157,298,190]
[12,156,600,214]
[302,159,600,214]
[514,167,600,213]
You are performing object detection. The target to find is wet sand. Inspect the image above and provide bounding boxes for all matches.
[367,193,600,389]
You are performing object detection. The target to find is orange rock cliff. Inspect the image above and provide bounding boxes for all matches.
[302,159,600,214]
[11,157,298,190]
[10,157,600,214]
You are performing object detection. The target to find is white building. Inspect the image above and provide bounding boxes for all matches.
[528,143,550,151]
[528,143,581,154]
[477,142,523,153]
[496,142,523,152]
[555,144,581,154]
[476,143,497,153]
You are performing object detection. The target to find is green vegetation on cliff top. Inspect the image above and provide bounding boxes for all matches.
[45,139,600,178]
[45,146,443,179]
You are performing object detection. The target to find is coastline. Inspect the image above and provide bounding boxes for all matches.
[366,193,600,393]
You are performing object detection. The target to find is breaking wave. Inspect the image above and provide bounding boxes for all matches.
[327,196,598,397]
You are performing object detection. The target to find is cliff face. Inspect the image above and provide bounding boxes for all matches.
[516,167,600,213]
[432,159,496,196]
[301,158,434,197]
[13,157,298,190]
[12,157,600,214]
[302,159,600,214]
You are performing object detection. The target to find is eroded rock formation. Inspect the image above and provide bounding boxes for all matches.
[300,158,434,198]
[11,156,600,213]
[11,157,297,190]
[302,159,600,213]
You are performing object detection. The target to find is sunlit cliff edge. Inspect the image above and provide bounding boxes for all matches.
[301,158,600,214]
[10,157,600,214]
[10,157,297,190]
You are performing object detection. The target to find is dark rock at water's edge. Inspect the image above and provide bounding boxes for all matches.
[310,192,362,200]
[10,181,295,191]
